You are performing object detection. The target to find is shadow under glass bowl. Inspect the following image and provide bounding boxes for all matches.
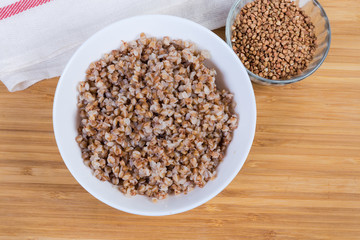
[226,0,331,85]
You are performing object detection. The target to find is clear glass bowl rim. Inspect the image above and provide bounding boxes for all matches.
[225,0,332,84]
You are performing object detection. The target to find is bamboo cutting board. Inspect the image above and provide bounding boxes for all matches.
[0,0,360,239]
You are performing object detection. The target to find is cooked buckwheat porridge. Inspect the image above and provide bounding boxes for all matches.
[76,33,238,201]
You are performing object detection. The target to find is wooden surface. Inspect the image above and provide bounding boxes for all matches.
[1,1,360,239]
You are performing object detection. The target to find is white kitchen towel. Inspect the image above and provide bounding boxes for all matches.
[0,0,234,92]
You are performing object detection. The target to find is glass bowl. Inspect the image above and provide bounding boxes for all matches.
[226,0,331,85]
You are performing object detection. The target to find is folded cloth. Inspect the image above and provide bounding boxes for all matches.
[0,0,233,92]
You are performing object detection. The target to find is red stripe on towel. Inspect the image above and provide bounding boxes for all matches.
[0,0,52,20]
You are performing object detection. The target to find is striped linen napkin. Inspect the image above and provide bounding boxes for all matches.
[0,0,234,92]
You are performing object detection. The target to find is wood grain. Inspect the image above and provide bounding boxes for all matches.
[1,1,360,239]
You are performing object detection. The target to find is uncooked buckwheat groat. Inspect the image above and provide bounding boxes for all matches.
[76,33,238,200]
[231,0,317,80]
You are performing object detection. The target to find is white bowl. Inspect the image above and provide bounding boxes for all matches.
[53,15,256,216]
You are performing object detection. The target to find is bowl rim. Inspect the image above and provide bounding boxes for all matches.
[225,0,332,84]
[53,14,257,216]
